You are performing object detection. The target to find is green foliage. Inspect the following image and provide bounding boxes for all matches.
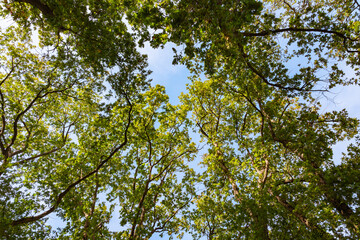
[1,0,360,239]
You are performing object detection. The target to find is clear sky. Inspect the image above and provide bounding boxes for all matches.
[140,42,191,105]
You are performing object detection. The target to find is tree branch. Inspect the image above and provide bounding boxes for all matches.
[240,27,359,53]
[6,81,74,156]
[11,98,133,226]
[16,148,59,165]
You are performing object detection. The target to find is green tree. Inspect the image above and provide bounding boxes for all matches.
[181,73,358,239]
[1,0,360,239]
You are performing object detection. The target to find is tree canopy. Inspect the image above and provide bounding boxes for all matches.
[0,0,360,239]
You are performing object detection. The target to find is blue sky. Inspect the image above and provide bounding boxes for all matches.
[140,42,191,105]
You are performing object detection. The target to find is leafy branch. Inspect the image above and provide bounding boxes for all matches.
[10,95,133,226]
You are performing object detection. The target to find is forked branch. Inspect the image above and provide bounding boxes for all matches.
[11,98,133,226]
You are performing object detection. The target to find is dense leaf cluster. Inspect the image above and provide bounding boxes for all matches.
[0,0,360,239]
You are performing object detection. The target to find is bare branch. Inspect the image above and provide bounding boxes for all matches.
[150,149,192,182]
[240,48,318,92]
[0,89,6,139]
[0,57,18,87]
[152,145,173,168]
[275,177,308,186]
[15,148,59,165]
[283,0,297,13]
[261,158,270,189]
[150,198,192,235]
[240,27,357,41]
[239,27,359,53]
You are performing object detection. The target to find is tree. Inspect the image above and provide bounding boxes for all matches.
[1,0,360,239]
